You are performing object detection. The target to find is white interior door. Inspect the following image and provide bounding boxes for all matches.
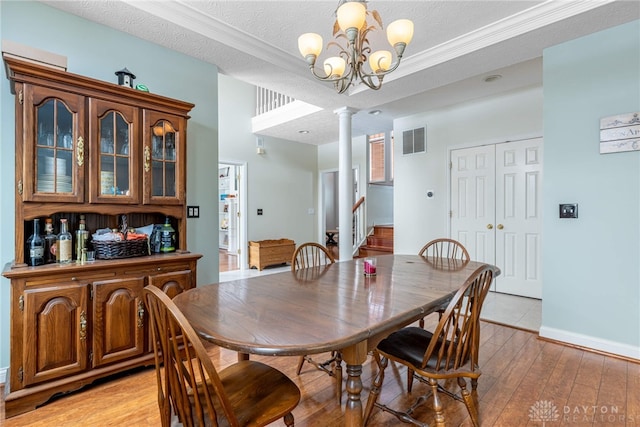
[451,138,543,298]
[450,145,496,265]
[495,139,543,298]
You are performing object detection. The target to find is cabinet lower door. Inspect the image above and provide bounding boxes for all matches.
[22,283,89,386]
[92,277,146,367]
[148,270,193,298]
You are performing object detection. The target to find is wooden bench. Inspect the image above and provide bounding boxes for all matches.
[249,239,295,270]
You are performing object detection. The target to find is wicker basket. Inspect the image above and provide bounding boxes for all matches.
[92,238,150,260]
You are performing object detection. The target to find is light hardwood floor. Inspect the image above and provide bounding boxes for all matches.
[1,318,638,426]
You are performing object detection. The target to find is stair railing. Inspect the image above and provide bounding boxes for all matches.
[255,87,295,115]
[352,196,366,256]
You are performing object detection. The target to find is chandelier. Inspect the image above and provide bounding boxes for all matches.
[297,0,414,94]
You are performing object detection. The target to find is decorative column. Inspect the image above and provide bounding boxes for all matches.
[335,107,358,261]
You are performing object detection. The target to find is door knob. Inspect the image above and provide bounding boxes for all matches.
[486,224,493,230]
[497,224,504,230]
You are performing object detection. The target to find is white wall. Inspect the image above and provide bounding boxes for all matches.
[367,184,393,226]
[218,75,318,249]
[393,86,543,255]
[541,20,640,358]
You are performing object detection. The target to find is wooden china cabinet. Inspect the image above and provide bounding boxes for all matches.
[1,57,202,418]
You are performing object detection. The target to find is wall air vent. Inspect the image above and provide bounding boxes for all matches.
[402,126,426,155]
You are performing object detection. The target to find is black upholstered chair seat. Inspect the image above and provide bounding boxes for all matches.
[377,327,468,372]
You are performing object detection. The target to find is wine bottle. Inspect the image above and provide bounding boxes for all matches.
[26,218,45,266]
[43,218,57,264]
[76,215,89,262]
[58,218,73,264]
[160,217,175,253]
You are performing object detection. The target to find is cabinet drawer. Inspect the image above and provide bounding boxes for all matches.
[123,262,192,277]
[25,272,116,288]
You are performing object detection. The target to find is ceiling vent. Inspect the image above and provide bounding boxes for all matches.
[402,127,426,155]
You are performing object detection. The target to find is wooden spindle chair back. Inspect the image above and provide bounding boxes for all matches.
[291,242,335,271]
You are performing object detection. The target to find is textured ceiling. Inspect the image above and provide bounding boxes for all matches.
[42,0,640,145]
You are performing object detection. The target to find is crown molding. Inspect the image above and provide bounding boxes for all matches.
[349,0,616,95]
[124,0,615,96]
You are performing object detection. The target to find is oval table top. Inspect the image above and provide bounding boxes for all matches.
[173,254,499,356]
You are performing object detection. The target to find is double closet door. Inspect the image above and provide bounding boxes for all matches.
[450,138,543,299]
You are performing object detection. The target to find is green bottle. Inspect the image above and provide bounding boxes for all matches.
[160,217,175,253]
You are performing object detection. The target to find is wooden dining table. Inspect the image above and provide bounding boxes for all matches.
[172,254,499,427]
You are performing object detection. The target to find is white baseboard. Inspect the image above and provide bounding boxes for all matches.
[539,326,640,361]
[0,367,6,385]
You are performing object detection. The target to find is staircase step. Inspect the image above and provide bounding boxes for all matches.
[353,225,394,259]
[372,225,394,238]
[358,245,393,257]
[366,236,393,248]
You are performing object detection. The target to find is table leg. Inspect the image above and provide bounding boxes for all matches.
[345,363,363,426]
[341,341,368,427]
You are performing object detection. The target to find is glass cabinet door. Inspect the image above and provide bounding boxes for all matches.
[89,99,138,204]
[23,86,85,203]
[143,110,185,205]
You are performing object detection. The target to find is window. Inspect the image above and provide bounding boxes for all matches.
[369,133,385,183]
[368,131,394,185]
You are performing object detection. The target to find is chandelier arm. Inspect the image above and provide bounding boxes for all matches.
[360,55,404,81]
[359,73,383,91]
[308,63,351,83]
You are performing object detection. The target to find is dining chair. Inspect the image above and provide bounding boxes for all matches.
[143,285,301,427]
[290,242,342,402]
[418,237,470,261]
[363,264,494,427]
[417,238,470,328]
[291,241,336,271]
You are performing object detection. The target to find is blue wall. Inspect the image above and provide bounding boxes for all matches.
[542,20,640,357]
[0,2,219,373]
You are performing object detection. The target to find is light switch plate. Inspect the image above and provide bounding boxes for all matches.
[559,203,578,218]
[187,205,200,218]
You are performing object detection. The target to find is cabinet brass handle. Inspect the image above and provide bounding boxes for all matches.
[76,136,84,167]
[144,146,151,172]
[137,301,144,328]
[486,224,493,230]
[80,310,87,341]
[497,224,504,230]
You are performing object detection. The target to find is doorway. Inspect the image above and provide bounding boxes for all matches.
[450,138,543,298]
[218,162,247,271]
[320,167,359,256]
